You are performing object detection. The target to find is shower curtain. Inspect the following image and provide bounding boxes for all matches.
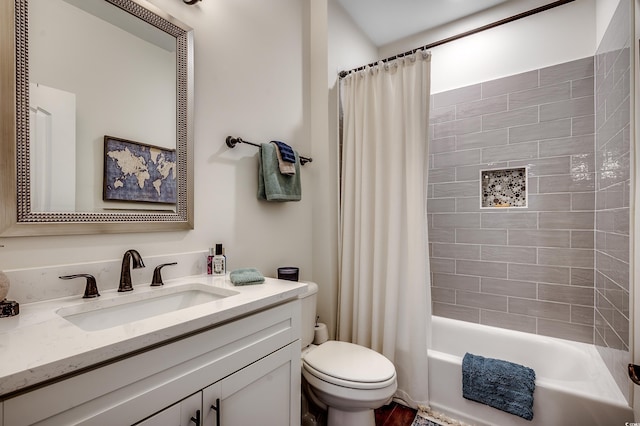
[337,51,432,408]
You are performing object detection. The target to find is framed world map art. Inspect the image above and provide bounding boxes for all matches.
[103,136,177,204]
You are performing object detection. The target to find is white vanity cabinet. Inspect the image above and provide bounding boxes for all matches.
[136,392,201,426]
[2,300,301,426]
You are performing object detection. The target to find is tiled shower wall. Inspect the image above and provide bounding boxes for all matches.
[594,0,631,400]
[428,56,597,344]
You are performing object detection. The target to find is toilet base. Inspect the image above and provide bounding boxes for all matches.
[327,407,374,426]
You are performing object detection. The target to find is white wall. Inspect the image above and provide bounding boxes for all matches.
[327,0,377,89]
[380,0,596,94]
[1,0,316,290]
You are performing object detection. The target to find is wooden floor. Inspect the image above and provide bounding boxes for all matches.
[375,402,418,426]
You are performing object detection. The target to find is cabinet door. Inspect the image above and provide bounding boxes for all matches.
[136,392,202,426]
[202,344,300,426]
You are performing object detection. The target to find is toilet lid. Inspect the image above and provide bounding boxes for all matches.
[303,341,396,384]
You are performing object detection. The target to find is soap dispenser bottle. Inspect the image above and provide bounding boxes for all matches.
[207,248,215,275]
[212,243,226,275]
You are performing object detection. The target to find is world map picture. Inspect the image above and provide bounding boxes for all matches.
[103,136,177,204]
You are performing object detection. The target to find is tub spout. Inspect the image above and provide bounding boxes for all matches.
[119,249,145,292]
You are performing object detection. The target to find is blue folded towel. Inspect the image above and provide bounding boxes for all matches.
[229,268,265,285]
[462,352,535,421]
[258,143,301,202]
[271,141,296,163]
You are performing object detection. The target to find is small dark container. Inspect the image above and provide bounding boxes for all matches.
[277,267,299,282]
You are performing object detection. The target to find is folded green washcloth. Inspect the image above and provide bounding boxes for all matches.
[230,268,265,286]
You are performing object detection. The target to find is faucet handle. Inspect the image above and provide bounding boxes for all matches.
[60,274,100,298]
[151,262,178,286]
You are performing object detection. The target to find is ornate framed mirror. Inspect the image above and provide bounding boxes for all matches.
[0,0,193,236]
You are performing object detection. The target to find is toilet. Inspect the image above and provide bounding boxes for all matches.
[299,282,397,426]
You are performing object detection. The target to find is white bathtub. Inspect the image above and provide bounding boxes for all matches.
[428,316,633,426]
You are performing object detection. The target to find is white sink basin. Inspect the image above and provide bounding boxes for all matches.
[57,284,238,331]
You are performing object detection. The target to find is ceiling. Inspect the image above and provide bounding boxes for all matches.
[336,0,536,46]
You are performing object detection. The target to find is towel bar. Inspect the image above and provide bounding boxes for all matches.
[226,136,312,165]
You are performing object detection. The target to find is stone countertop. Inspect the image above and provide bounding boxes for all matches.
[0,274,307,398]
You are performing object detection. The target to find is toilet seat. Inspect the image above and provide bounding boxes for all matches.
[302,341,396,390]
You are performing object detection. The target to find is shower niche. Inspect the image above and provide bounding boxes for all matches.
[480,167,528,209]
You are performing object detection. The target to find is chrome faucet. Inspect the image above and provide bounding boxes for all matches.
[119,249,145,292]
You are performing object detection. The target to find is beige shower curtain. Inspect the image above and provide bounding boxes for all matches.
[338,51,432,408]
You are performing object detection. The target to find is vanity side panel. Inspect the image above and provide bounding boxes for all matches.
[4,300,300,426]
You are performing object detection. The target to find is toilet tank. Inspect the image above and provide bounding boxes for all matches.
[298,282,318,348]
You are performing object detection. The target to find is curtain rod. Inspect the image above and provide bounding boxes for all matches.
[338,0,575,78]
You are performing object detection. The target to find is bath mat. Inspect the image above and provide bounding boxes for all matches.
[413,406,470,426]
[411,415,442,426]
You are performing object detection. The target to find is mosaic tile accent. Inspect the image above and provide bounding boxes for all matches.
[481,168,527,208]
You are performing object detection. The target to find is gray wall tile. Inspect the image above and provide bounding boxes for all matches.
[482,141,538,162]
[433,84,482,108]
[571,192,595,211]
[539,135,594,157]
[538,283,594,305]
[481,310,537,333]
[432,273,480,291]
[481,245,537,263]
[538,174,595,193]
[572,305,595,325]
[433,181,479,198]
[456,197,482,212]
[571,268,594,287]
[429,167,456,183]
[457,229,507,245]
[540,96,594,122]
[457,129,508,150]
[457,260,508,278]
[539,212,594,229]
[432,243,481,260]
[539,57,594,86]
[527,193,572,211]
[480,277,537,298]
[481,212,537,229]
[508,263,570,284]
[509,297,570,321]
[509,82,570,109]
[430,258,455,274]
[428,198,456,213]
[433,149,481,168]
[572,115,595,136]
[510,156,571,177]
[457,95,508,119]
[457,291,508,311]
[432,213,480,228]
[483,107,538,131]
[571,230,595,249]
[432,287,456,303]
[508,229,570,248]
[572,76,595,98]
[538,319,594,343]
[432,302,480,323]
[482,70,539,98]
[434,116,482,138]
[509,119,572,144]
[429,137,456,154]
[429,228,456,243]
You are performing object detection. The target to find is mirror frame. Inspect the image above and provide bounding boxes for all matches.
[0,0,194,237]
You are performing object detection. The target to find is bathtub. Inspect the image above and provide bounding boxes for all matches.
[428,316,634,426]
